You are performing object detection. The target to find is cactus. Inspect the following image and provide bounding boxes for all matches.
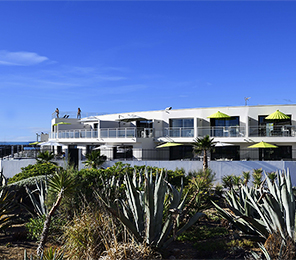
[98,168,203,248]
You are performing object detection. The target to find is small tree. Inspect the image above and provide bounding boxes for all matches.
[83,150,107,169]
[192,135,216,172]
[37,169,76,256]
[37,151,56,165]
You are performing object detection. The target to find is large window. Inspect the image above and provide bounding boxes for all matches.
[169,118,194,137]
[260,146,292,161]
[211,146,240,161]
[170,145,193,160]
[170,118,194,128]
[210,117,239,137]
[258,115,292,137]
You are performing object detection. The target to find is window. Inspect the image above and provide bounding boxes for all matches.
[169,118,193,128]
[169,119,194,137]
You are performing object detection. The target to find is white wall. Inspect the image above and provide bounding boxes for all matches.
[3,157,296,187]
[102,160,296,185]
[1,159,37,178]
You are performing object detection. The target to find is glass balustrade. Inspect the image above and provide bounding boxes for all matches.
[197,126,245,137]
[249,125,296,137]
[51,128,154,139]
[164,127,194,138]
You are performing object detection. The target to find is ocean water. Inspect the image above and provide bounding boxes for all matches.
[0,142,33,145]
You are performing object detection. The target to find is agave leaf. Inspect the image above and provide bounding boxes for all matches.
[124,174,144,234]
[243,186,273,234]
[144,170,154,244]
[156,216,173,248]
[263,194,285,240]
[153,170,167,242]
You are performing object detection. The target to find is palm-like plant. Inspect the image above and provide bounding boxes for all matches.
[192,135,216,171]
[37,151,56,165]
[83,150,107,169]
[37,170,76,256]
[0,188,15,233]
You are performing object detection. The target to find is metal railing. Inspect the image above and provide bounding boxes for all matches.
[197,126,245,137]
[249,125,296,137]
[50,127,154,139]
[164,127,194,138]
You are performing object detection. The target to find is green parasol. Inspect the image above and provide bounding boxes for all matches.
[265,110,290,120]
[156,142,183,148]
[207,111,231,119]
[248,141,278,149]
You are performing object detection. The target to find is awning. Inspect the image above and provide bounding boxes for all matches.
[207,111,231,119]
[156,142,183,148]
[215,142,235,147]
[38,140,67,147]
[248,141,278,149]
[265,110,290,120]
[80,116,98,122]
[115,114,147,122]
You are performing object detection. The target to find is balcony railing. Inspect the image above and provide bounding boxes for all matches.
[164,127,194,138]
[249,125,296,137]
[197,126,245,137]
[50,127,154,139]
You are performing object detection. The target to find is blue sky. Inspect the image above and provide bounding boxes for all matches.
[0,1,296,141]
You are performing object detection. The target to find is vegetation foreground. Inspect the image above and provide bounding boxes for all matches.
[1,151,295,259]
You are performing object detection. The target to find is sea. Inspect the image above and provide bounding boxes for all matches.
[0,142,34,145]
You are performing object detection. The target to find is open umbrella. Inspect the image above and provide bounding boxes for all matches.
[38,140,67,147]
[248,141,278,149]
[156,142,183,148]
[265,110,290,120]
[207,111,231,119]
[248,141,278,161]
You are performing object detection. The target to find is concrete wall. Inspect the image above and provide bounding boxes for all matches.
[3,157,296,186]
[103,160,296,185]
[0,159,37,178]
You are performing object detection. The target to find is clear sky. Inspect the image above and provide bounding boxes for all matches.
[0,1,296,141]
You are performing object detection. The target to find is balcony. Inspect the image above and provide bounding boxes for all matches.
[164,127,194,138]
[197,126,245,137]
[50,127,154,140]
[249,125,296,137]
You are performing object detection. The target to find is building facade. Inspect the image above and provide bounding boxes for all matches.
[48,104,296,166]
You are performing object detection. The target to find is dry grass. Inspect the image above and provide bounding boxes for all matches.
[99,241,161,260]
[63,208,109,260]
[264,232,296,259]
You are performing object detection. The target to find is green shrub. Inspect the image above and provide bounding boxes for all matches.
[26,215,65,242]
[8,162,61,184]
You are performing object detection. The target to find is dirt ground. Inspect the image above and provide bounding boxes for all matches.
[0,224,37,260]
[0,219,255,260]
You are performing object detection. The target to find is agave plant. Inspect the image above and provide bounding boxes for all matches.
[98,168,203,248]
[213,169,296,256]
[25,179,48,217]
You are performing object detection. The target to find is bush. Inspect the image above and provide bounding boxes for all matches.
[8,162,61,184]
[26,215,65,242]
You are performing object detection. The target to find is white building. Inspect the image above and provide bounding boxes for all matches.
[49,104,296,167]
